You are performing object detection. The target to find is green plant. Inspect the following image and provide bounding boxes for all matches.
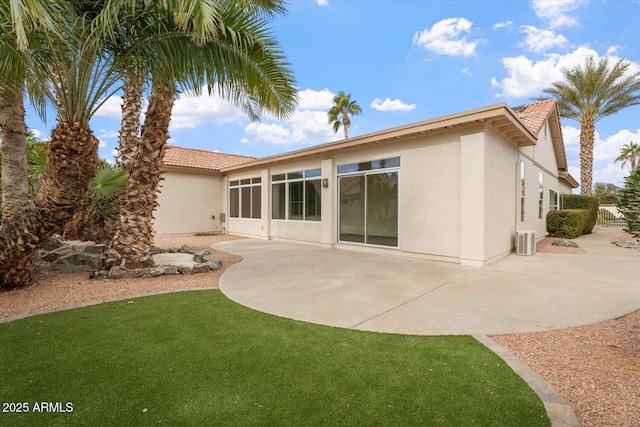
[562,194,598,234]
[593,182,620,205]
[617,168,640,238]
[547,209,587,238]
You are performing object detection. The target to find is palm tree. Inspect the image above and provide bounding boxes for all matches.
[615,141,640,171]
[0,0,64,223]
[543,56,640,195]
[328,91,362,139]
[0,1,129,288]
[103,0,297,269]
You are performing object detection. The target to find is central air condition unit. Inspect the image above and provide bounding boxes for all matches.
[516,230,536,256]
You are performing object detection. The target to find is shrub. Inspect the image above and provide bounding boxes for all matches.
[547,209,587,239]
[617,168,640,238]
[562,194,598,234]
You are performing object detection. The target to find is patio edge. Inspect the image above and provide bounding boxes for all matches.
[473,334,581,427]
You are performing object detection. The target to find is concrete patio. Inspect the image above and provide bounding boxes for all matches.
[214,228,640,336]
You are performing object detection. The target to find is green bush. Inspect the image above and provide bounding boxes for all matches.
[617,168,640,238]
[547,209,587,238]
[562,194,598,234]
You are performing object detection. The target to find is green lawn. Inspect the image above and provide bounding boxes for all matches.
[0,290,549,426]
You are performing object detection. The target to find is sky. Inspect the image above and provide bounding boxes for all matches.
[23,0,640,190]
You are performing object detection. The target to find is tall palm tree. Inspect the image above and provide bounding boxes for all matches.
[0,0,64,223]
[0,1,129,288]
[103,0,297,269]
[615,141,640,171]
[543,56,640,195]
[328,91,362,139]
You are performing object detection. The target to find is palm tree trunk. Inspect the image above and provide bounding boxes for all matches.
[0,122,99,289]
[105,82,174,270]
[0,87,29,223]
[342,114,349,139]
[579,117,595,195]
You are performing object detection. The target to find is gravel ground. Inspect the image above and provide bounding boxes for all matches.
[1,233,639,426]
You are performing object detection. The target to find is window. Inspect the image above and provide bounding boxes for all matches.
[538,172,544,219]
[271,168,321,221]
[229,178,261,219]
[520,161,525,222]
[549,189,559,211]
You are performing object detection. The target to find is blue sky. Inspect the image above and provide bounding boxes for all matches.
[24,0,640,189]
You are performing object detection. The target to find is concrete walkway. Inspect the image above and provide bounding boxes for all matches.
[215,228,640,336]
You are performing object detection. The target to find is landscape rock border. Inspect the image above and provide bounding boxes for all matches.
[36,236,221,279]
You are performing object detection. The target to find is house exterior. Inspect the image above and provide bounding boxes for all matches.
[156,100,578,266]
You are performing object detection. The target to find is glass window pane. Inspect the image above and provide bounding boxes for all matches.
[305,168,321,178]
[241,187,251,218]
[272,174,285,182]
[287,171,303,180]
[252,186,261,219]
[337,163,359,174]
[230,180,239,186]
[229,188,239,218]
[253,177,262,184]
[305,180,321,221]
[272,183,286,219]
[366,172,398,247]
[339,175,365,243]
[289,181,304,220]
[240,179,251,185]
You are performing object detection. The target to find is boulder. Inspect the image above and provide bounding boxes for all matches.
[552,239,580,248]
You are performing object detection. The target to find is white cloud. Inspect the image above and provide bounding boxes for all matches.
[94,96,123,118]
[492,45,599,98]
[461,67,473,77]
[520,25,568,53]
[493,21,513,30]
[530,0,587,28]
[370,97,416,112]
[242,88,343,145]
[607,45,621,55]
[171,87,244,130]
[297,88,335,110]
[316,0,328,6]
[29,129,45,139]
[413,17,484,57]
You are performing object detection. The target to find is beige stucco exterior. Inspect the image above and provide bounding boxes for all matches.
[156,102,577,266]
[154,168,224,235]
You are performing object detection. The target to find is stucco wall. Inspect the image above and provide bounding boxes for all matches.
[484,128,518,260]
[154,170,223,235]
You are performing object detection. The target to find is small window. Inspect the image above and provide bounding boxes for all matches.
[549,189,559,211]
[229,178,261,219]
[538,172,544,220]
[272,168,322,221]
[337,157,400,174]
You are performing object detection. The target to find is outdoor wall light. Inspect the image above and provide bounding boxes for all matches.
[322,178,329,188]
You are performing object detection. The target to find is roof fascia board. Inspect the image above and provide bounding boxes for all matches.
[222,103,537,173]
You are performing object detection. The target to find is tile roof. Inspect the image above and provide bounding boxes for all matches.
[514,99,558,135]
[162,146,255,171]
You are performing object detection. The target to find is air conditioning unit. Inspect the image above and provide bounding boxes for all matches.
[516,230,536,255]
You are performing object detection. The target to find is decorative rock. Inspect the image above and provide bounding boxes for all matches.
[179,245,201,254]
[108,266,131,279]
[135,267,165,278]
[207,259,221,270]
[615,240,640,249]
[50,253,102,273]
[191,263,211,274]
[178,265,193,275]
[161,266,180,275]
[552,239,579,248]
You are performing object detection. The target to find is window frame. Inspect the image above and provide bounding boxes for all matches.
[271,168,322,221]
[229,177,261,219]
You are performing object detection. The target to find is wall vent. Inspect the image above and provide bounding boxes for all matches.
[516,230,536,256]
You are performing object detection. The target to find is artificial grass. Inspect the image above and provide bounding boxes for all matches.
[0,290,549,426]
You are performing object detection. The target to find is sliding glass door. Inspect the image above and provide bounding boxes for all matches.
[338,159,399,247]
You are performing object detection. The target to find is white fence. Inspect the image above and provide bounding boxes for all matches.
[597,204,626,228]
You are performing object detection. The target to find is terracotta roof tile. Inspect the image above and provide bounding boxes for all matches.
[515,99,557,135]
[162,146,255,171]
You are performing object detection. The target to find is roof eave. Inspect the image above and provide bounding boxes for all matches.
[222,103,537,173]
